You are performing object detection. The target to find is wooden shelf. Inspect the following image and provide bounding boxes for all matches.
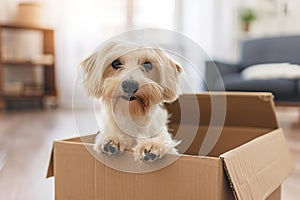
[0,23,57,109]
[44,90,56,96]
[1,60,54,67]
[0,22,53,32]
[3,93,44,100]
[2,91,56,100]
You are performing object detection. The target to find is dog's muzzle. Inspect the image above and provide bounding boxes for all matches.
[122,80,139,101]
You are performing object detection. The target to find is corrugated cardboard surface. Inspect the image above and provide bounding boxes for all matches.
[50,129,290,200]
[221,129,294,200]
[169,124,272,156]
[53,141,231,200]
[166,92,278,128]
[47,92,294,200]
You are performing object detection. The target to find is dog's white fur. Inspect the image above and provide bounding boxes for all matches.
[81,41,182,162]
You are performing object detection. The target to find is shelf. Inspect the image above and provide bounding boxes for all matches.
[3,90,55,98]
[44,90,56,96]
[0,23,57,109]
[3,93,44,100]
[1,60,54,67]
[0,22,53,32]
[2,89,56,99]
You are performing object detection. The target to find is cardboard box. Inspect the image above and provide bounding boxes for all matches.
[47,92,294,200]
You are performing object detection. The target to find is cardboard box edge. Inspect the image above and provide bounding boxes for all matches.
[46,142,55,178]
[220,128,295,199]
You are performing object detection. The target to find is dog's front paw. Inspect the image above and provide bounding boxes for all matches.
[94,138,125,156]
[133,143,164,163]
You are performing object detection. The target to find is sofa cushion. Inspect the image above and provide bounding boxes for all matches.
[215,73,297,97]
[214,61,241,75]
[241,63,300,80]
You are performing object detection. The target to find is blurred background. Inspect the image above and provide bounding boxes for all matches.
[1,0,300,108]
[0,0,299,199]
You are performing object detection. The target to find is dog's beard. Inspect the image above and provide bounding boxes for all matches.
[125,83,162,117]
[102,79,163,120]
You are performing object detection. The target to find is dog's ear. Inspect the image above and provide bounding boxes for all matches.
[173,60,183,74]
[161,55,183,103]
[81,52,97,74]
[81,41,121,98]
[81,52,102,97]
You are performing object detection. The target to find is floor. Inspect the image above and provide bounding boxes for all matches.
[276,107,300,200]
[0,107,299,200]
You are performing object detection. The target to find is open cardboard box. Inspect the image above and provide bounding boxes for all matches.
[47,92,294,200]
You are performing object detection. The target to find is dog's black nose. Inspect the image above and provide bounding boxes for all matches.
[122,80,139,94]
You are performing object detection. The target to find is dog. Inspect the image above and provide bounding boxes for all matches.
[81,41,182,162]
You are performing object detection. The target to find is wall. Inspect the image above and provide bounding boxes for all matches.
[179,0,215,91]
[211,0,300,62]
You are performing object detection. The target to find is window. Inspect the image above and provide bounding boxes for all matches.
[132,0,176,29]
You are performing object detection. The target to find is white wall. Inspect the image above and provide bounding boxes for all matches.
[179,0,215,91]
[211,0,240,62]
[209,0,300,62]
[250,0,300,36]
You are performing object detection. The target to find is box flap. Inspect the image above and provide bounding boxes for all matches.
[52,138,228,200]
[166,92,278,128]
[220,128,295,200]
[46,135,97,178]
[46,144,54,178]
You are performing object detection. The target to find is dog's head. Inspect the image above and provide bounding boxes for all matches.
[81,41,182,117]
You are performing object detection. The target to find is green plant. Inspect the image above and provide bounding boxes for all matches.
[240,8,257,32]
[240,8,256,23]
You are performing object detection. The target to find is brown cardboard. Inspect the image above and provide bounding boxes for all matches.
[47,92,294,200]
[221,129,294,200]
[166,92,278,128]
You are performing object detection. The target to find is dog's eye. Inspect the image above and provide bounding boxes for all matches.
[112,60,122,69]
[143,62,152,72]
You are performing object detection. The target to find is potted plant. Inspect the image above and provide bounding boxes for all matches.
[240,8,256,32]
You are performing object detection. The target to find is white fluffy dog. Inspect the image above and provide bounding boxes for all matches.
[81,41,182,162]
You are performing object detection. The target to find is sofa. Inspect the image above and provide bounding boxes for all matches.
[205,35,300,103]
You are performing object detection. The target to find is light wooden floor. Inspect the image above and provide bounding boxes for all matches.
[276,107,300,200]
[0,108,299,200]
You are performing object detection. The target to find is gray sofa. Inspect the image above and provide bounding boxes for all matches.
[205,35,300,102]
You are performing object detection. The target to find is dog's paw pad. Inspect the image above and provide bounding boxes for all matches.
[143,153,158,162]
[140,147,161,163]
[109,145,116,153]
[149,153,158,160]
[101,140,120,156]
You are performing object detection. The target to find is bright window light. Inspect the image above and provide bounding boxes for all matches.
[132,0,175,29]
